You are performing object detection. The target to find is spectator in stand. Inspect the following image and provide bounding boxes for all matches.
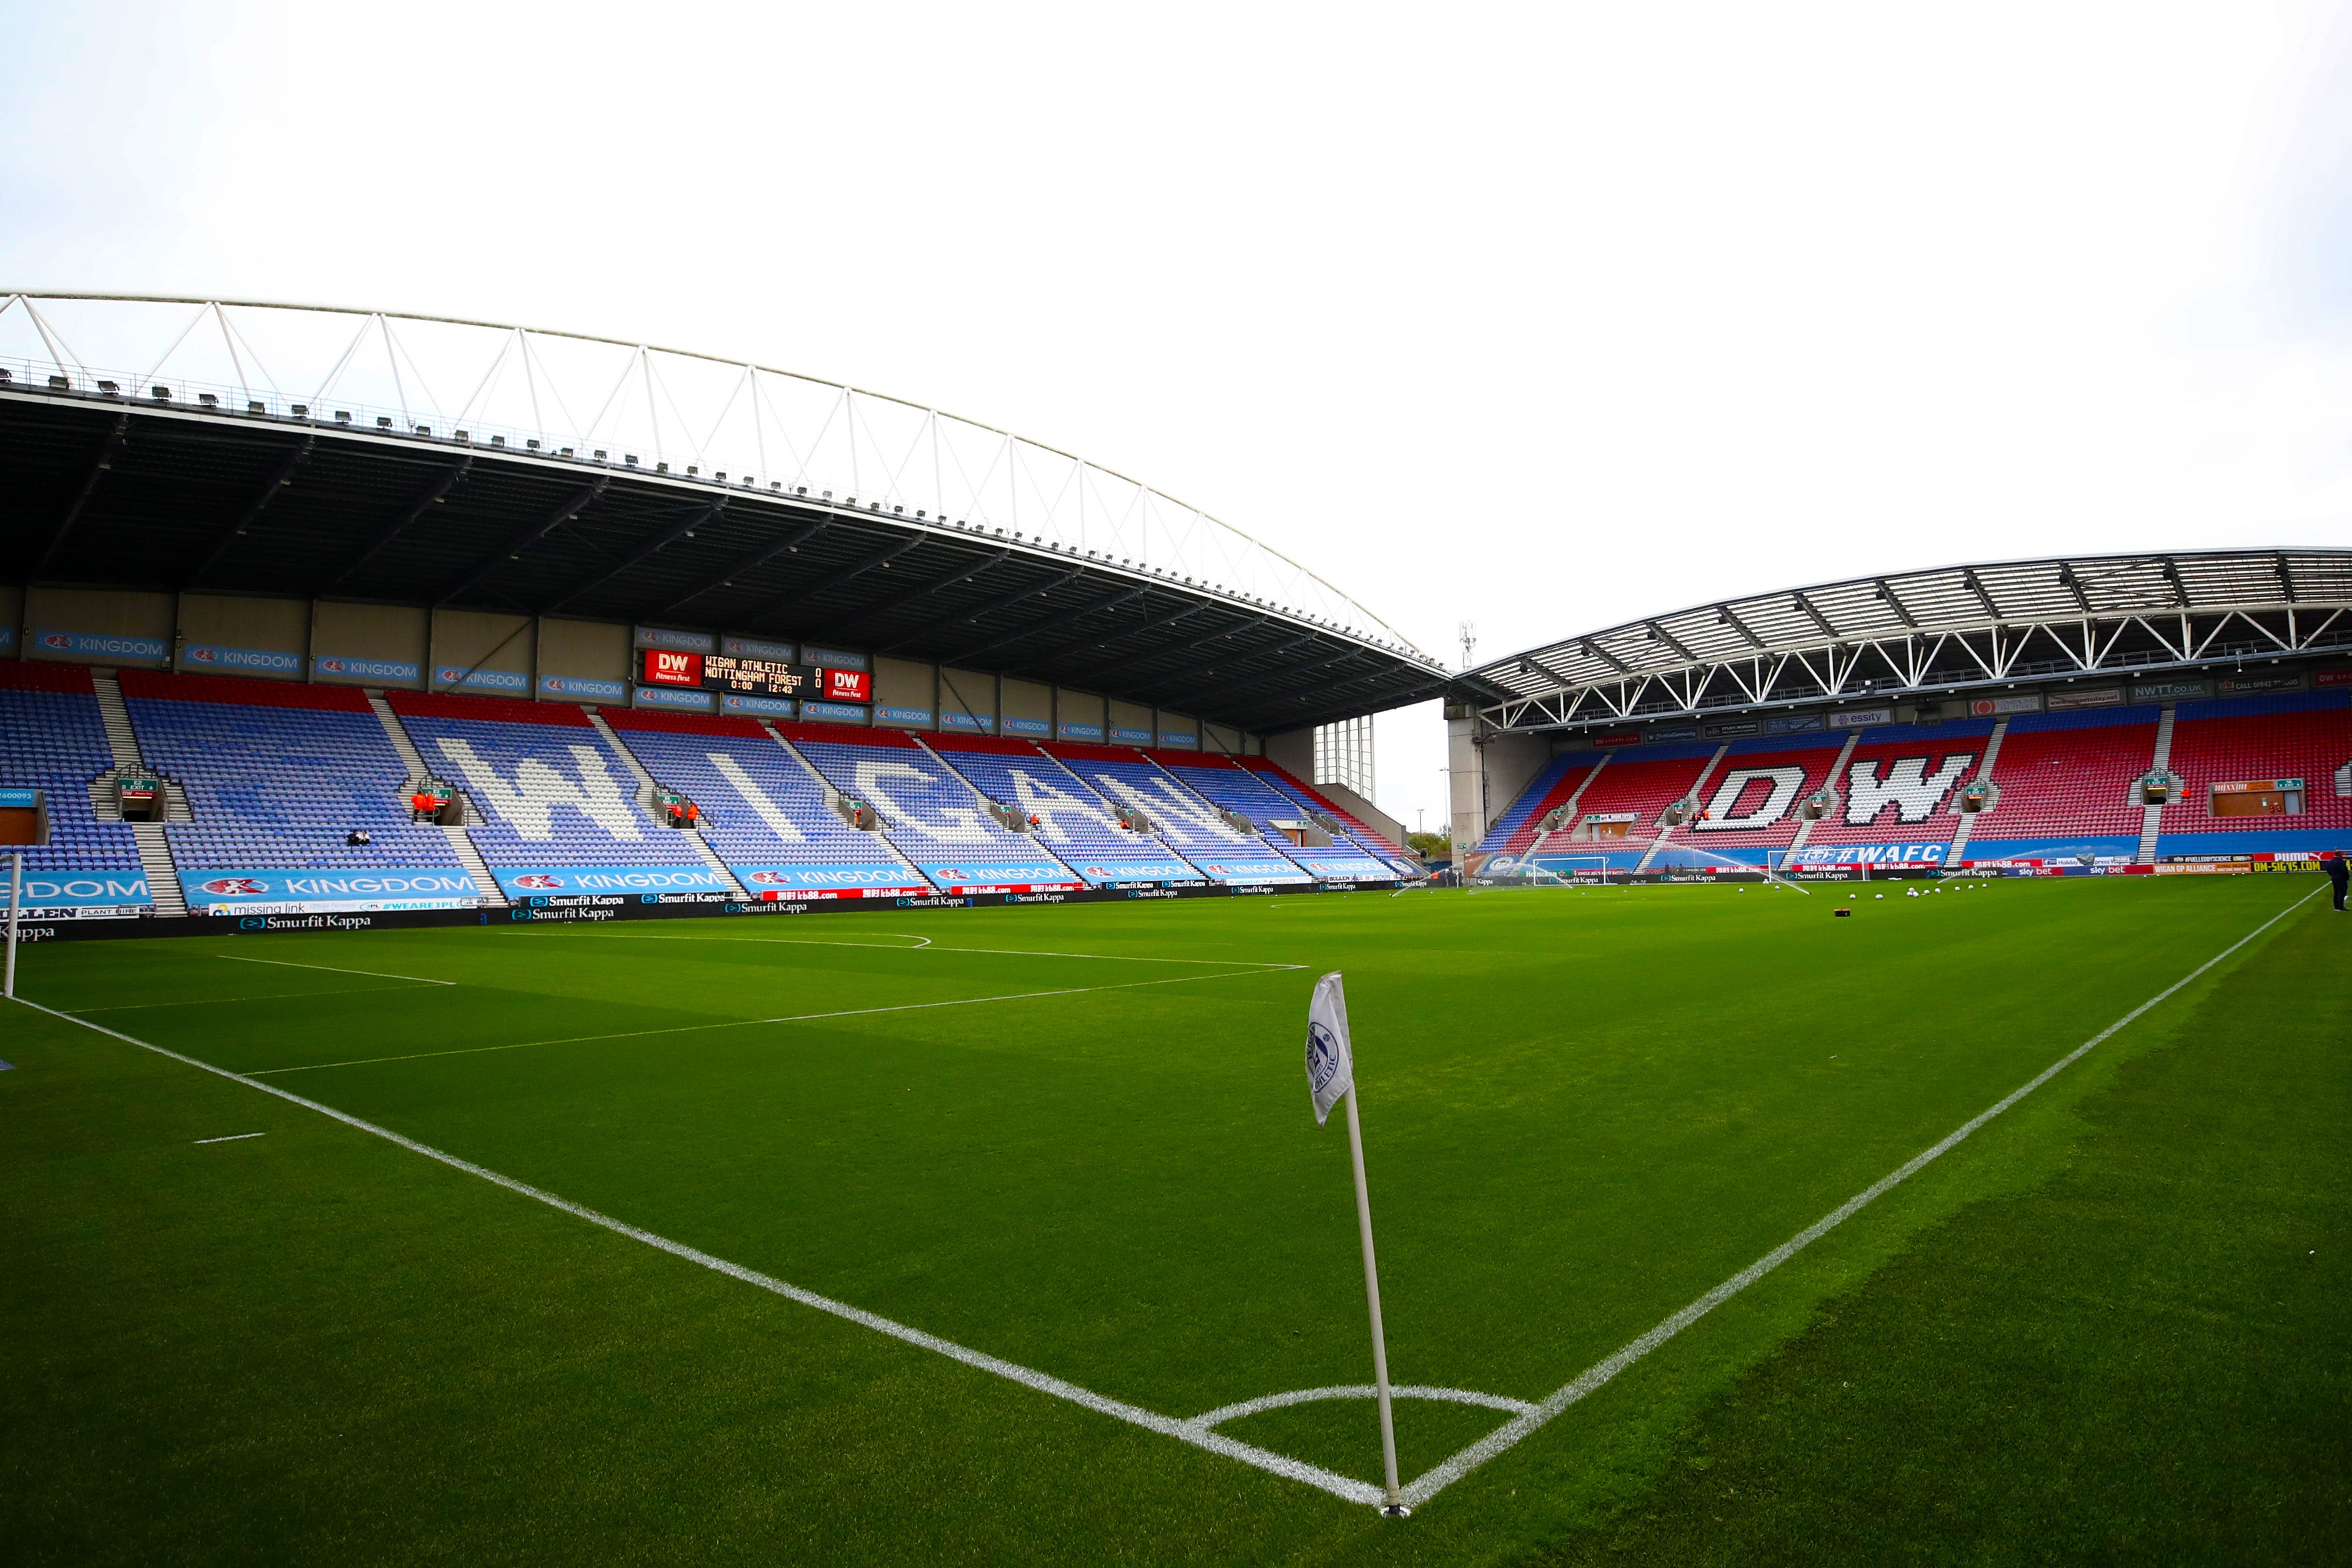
[2325,849,2349,913]
[409,789,438,823]
[346,828,371,847]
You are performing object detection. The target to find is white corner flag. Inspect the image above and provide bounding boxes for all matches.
[1304,971,1407,1515]
[1305,972,1354,1126]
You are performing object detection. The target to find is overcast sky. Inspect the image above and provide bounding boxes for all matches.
[6,2,2351,833]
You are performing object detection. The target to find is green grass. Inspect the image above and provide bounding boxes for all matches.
[2,876,2342,1563]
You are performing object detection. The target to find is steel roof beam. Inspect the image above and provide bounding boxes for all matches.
[184,433,315,586]
[1791,592,1839,639]
[880,565,1082,653]
[737,535,923,624]
[651,517,830,617]
[1645,621,1699,661]
[1873,578,1919,628]
[28,409,129,581]
[318,455,473,592]
[1087,619,1307,689]
[435,478,607,605]
[807,546,1012,639]
[952,584,1147,663]
[1581,637,1631,675]
[543,499,724,614]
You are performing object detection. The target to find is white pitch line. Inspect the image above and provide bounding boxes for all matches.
[195,1131,267,1144]
[17,889,2309,1513]
[245,966,1285,1077]
[1190,1385,1535,1431]
[70,985,443,1014]
[605,932,1307,968]
[1,995,1385,1510]
[603,933,937,951]
[217,955,457,986]
[1394,881,2325,1509]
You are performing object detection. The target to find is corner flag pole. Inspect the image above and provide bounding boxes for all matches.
[5,852,21,999]
[1305,971,1408,1515]
[1343,1081,1405,1513]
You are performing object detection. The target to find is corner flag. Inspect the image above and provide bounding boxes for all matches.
[1303,970,1407,1514]
[1305,971,1354,1125]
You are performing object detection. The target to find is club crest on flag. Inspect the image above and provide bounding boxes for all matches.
[1305,971,1354,1125]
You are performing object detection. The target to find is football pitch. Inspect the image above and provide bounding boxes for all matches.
[5,877,2346,1563]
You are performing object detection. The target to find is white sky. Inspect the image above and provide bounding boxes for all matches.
[6,2,2351,834]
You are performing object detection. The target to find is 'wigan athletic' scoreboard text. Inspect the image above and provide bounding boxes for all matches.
[641,649,873,703]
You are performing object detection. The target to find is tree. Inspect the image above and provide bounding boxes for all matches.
[1406,829,1450,859]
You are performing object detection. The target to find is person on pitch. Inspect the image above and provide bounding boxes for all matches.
[2325,848,2349,913]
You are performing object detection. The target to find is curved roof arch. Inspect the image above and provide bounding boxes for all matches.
[1466,547,2352,729]
[0,291,1434,662]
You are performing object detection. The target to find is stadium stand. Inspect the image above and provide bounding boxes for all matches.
[1960,705,2158,865]
[923,734,1207,886]
[1152,752,1398,881]
[775,721,1081,892]
[2156,689,2352,858]
[117,673,477,909]
[1679,731,1852,865]
[385,692,731,899]
[1041,743,1313,883]
[1793,719,1990,865]
[1531,741,1717,870]
[1234,756,1417,869]
[601,709,932,897]
[0,660,149,913]
[1474,753,1589,859]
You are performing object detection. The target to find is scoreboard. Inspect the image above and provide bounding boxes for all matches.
[641,649,871,703]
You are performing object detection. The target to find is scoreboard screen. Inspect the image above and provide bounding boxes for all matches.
[702,655,822,697]
[639,649,866,702]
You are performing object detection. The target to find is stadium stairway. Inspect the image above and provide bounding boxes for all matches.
[760,723,944,892]
[919,735,1209,886]
[369,691,509,906]
[89,670,191,914]
[1481,753,1591,858]
[905,735,1093,885]
[1523,755,1611,866]
[1151,752,1396,881]
[0,662,158,916]
[1635,743,1731,871]
[2149,689,2352,858]
[585,709,751,899]
[770,721,1075,893]
[1232,757,1415,867]
[1039,743,1314,883]
[2137,705,2177,863]
[1780,731,1862,865]
[1941,719,2007,865]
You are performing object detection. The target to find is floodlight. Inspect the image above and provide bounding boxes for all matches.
[415,425,431,437]
[527,439,541,450]
[376,416,392,429]
[657,461,669,473]
[335,411,351,423]
[49,375,70,391]
[455,431,471,443]
[247,401,265,415]
[491,435,506,447]
[152,386,172,400]
[99,381,120,395]
[290,403,306,416]
[198,392,219,407]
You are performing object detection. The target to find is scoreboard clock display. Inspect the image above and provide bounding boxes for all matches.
[640,649,870,703]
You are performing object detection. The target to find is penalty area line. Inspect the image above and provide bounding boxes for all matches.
[1,993,1387,1510]
[1396,881,2326,1509]
[217,955,457,986]
[242,965,1290,1077]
